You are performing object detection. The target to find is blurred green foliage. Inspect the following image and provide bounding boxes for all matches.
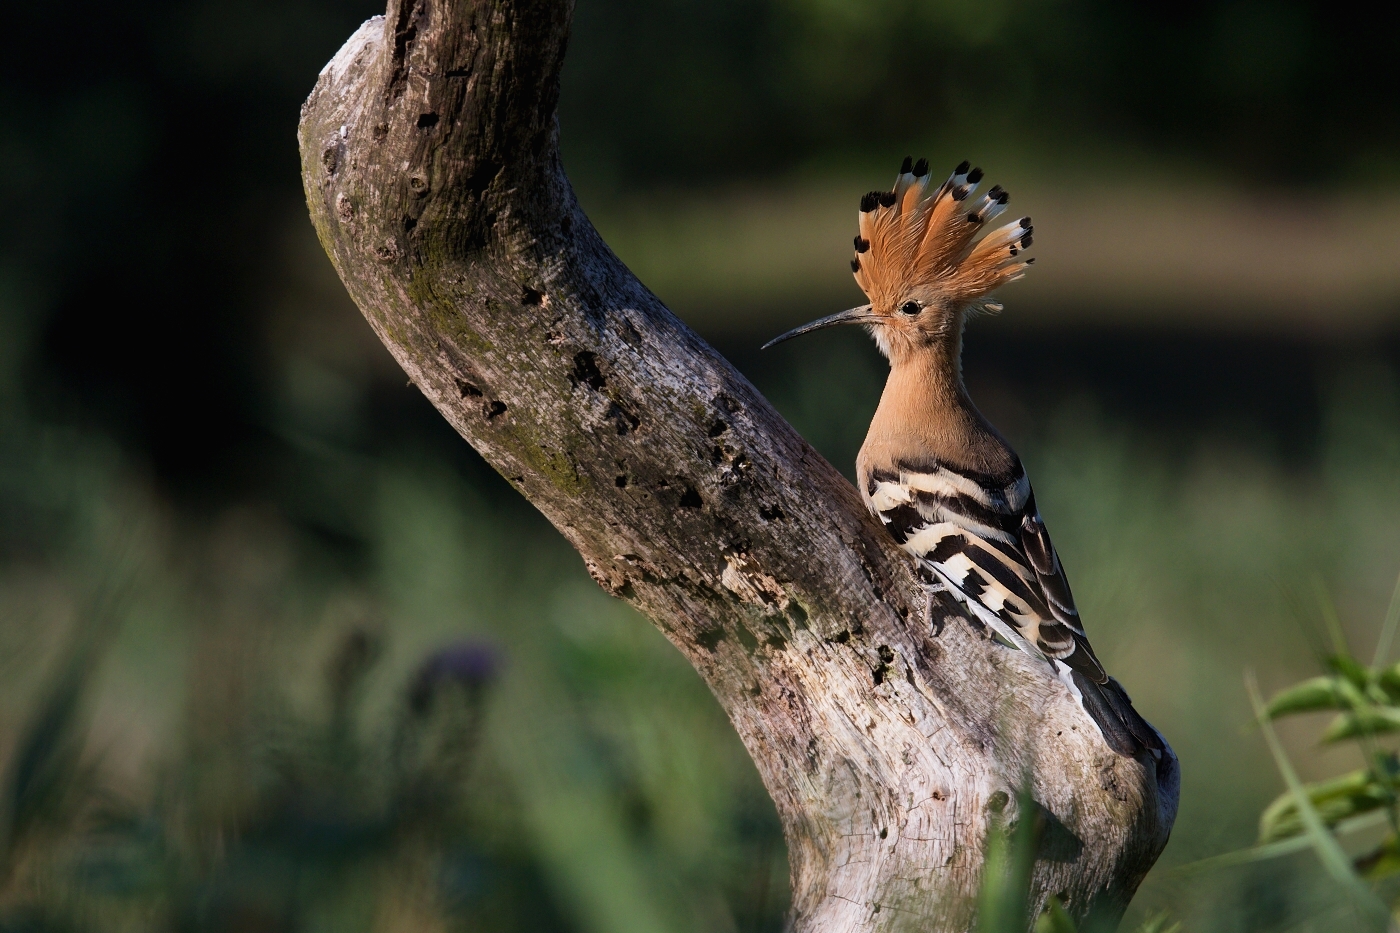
[0,414,787,931]
[5,345,1400,930]
[3,0,1400,930]
[1225,577,1400,918]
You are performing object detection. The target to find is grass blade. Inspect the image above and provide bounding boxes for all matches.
[1176,810,1394,873]
[1313,578,1352,661]
[1373,566,1400,668]
[978,787,1040,933]
[0,537,140,881]
[1034,896,1078,933]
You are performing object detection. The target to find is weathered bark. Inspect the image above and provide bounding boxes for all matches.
[297,3,1179,930]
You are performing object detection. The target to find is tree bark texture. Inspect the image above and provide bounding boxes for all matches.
[298,3,1179,930]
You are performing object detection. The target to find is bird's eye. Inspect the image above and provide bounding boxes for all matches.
[900,301,921,316]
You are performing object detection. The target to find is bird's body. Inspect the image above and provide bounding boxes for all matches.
[766,158,1161,758]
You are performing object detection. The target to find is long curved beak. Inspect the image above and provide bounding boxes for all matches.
[760,305,879,350]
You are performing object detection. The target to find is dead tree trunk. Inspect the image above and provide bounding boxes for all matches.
[298,3,1178,929]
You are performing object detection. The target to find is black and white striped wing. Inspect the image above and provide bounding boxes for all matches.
[866,460,1107,683]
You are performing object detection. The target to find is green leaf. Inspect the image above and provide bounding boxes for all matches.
[1259,767,1380,842]
[1246,674,1392,928]
[1376,661,1400,700]
[1034,897,1078,933]
[1328,654,1373,691]
[1336,676,1375,709]
[1322,706,1400,743]
[1266,676,1346,717]
[1356,835,1400,883]
[1260,767,1366,840]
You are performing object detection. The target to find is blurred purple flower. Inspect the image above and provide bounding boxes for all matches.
[408,640,501,714]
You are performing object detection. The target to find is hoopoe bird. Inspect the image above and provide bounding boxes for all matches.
[765,158,1161,758]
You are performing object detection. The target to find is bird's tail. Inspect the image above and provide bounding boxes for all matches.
[1068,669,1164,760]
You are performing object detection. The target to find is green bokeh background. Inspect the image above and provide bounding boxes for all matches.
[3,2,1400,930]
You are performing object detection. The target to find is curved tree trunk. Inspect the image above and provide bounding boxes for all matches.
[297,3,1179,930]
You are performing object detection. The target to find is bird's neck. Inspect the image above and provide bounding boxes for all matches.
[860,327,1016,480]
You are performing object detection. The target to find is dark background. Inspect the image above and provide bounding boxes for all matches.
[2,2,1399,930]
[9,0,1399,490]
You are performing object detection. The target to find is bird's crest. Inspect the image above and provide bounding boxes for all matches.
[851,158,1033,313]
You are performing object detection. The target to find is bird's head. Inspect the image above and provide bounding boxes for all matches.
[763,158,1034,364]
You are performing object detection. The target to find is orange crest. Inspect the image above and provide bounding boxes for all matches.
[851,158,1033,312]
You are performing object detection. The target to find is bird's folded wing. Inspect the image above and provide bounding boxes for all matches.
[866,459,1107,683]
